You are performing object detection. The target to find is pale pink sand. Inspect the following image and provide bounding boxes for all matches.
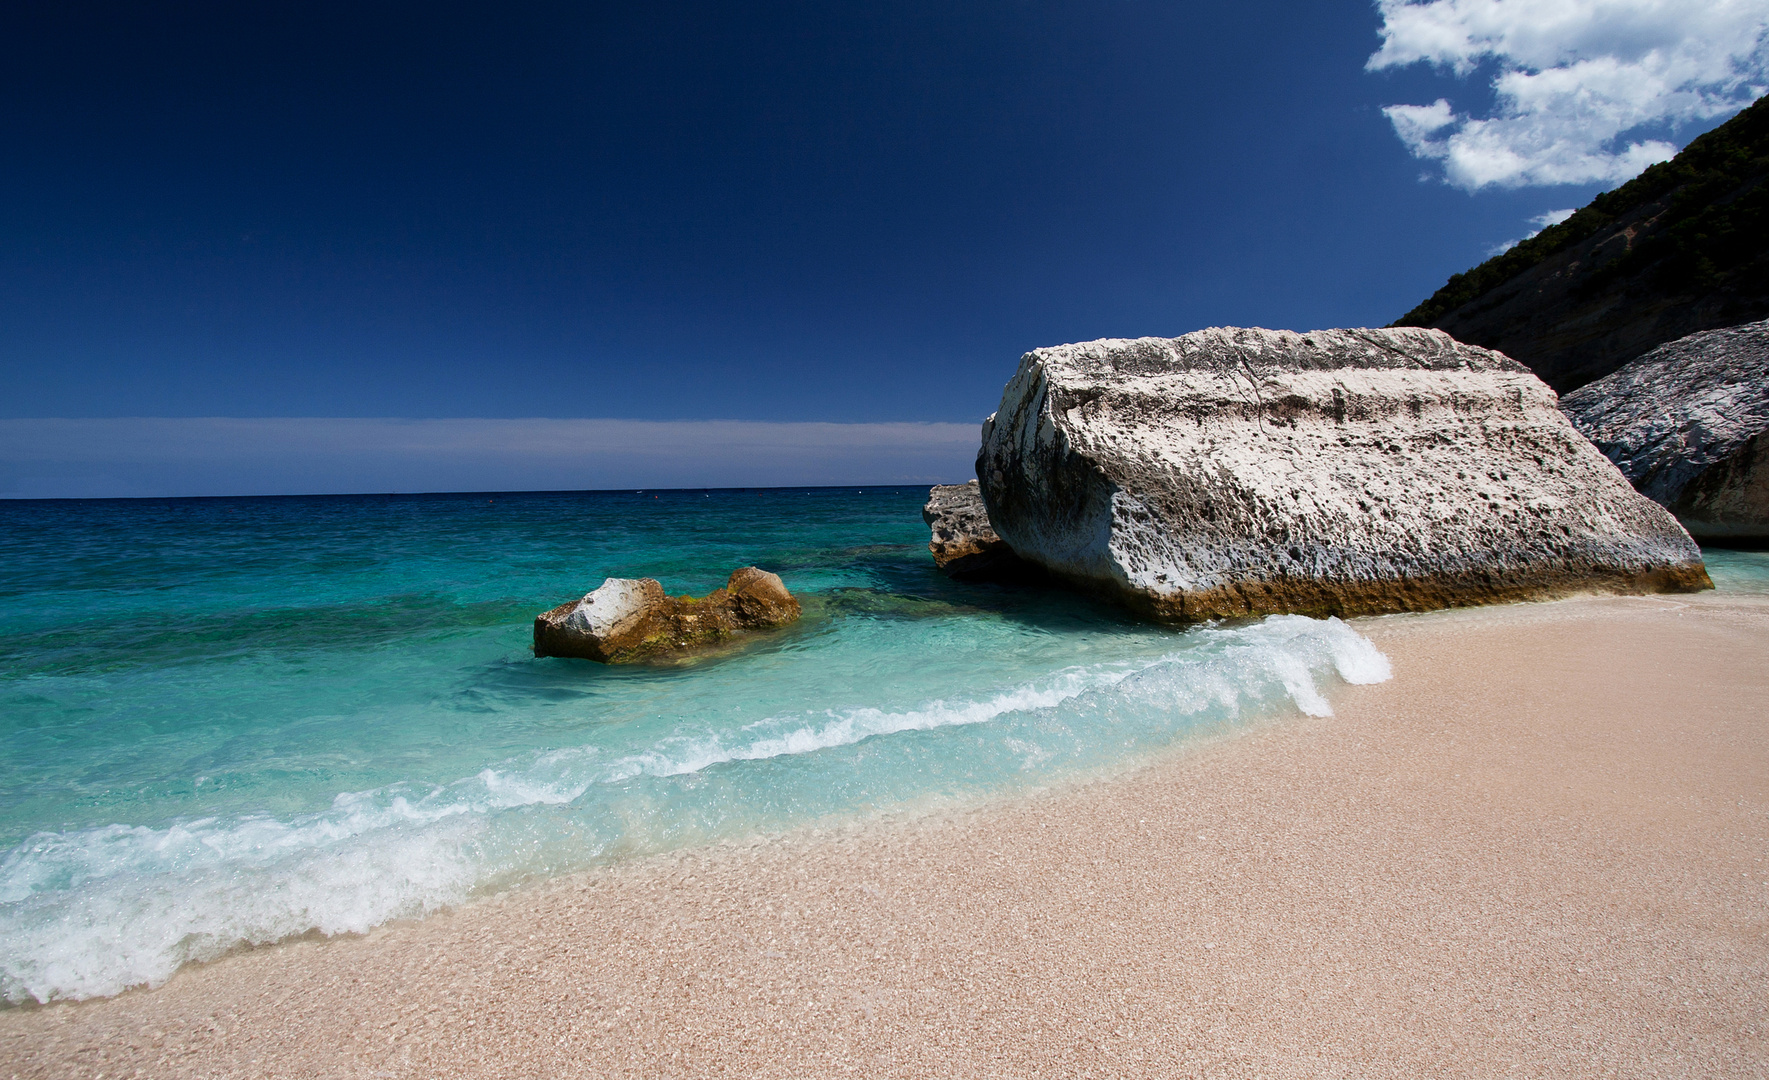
[4,593,1768,1078]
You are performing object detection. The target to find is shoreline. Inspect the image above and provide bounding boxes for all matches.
[5,592,1768,1077]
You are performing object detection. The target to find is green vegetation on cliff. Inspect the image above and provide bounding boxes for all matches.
[1395,96,1769,332]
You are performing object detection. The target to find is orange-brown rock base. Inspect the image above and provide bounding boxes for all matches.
[534,567,801,664]
[1114,562,1714,624]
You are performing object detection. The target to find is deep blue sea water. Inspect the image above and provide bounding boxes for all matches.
[0,485,1441,1005]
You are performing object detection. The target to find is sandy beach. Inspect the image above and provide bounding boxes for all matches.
[4,591,1767,1078]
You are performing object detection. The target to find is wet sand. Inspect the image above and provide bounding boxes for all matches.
[4,592,1768,1078]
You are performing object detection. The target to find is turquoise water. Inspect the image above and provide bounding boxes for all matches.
[0,489,1396,1003]
[1702,547,1769,593]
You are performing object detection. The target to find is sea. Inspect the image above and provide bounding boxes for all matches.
[1,488,1760,1005]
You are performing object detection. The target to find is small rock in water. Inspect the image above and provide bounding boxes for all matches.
[1561,319,1769,544]
[921,480,1042,582]
[533,566,801,663]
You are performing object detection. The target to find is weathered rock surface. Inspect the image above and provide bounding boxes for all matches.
[975,326,1710,622]
[1561,320,1769,543]
[921,480,1040,581]
[534,567,801,663]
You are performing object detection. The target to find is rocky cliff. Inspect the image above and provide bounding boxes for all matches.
[1561,319,1769,543]
[1394,96,1769,393]
[975,327,1709,623]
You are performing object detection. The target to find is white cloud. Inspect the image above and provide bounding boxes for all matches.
[1485,206,1578,254]
[0,418,983,499]
[1370,0,1769,189]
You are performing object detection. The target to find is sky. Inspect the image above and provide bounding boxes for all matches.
[2,0,1763,496]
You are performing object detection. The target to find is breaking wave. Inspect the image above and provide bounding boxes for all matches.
[0,614,1388,1004]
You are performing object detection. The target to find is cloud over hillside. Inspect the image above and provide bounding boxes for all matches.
[1370,0,1769,189]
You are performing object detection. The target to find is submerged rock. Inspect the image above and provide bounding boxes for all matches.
[921,480,1041,581]
[975,326,1710,622]
[1561,320,1769,544]
[534,567,801,663]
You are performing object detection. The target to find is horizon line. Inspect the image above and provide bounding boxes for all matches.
[0,416,985,500]
[0,482,963,504]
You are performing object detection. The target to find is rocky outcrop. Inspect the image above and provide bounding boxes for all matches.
[975,326,1710,623]
[534,567,801,663]
[921,480,1039,581]
[1561,320,1769,543]
[1395,95,1769,392]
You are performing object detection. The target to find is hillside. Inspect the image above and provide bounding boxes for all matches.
[1393,96,1769,393]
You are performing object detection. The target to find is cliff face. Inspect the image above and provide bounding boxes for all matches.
[1561,319,1769,542]
[1394,97,1769,393]
[976,327,1708,623]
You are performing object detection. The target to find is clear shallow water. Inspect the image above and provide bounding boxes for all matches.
[0,489,1390,1003]
[1702,546,1769,594]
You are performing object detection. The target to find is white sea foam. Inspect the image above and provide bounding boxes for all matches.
[0,615,1389,1004]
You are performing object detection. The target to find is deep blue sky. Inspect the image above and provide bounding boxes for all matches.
[0,1,1707,426]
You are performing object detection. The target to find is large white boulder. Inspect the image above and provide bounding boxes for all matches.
[975,326,1710,622]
